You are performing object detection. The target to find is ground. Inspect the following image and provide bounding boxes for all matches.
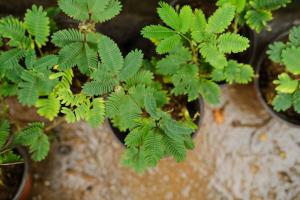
[23,85,300,200]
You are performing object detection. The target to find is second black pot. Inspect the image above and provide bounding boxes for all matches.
[254,28,300,128]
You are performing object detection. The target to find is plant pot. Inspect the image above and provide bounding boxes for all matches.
[0,147,32,200]
[109,96,205,146]
[254,30,300,127]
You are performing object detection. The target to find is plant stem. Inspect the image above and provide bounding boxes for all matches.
[45,117,66,133]
[233,16,239,34]
[0,161,24,166]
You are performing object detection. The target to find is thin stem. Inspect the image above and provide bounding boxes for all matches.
[233,16,239,34]
[0,162,24,166]
[45,117,66,133]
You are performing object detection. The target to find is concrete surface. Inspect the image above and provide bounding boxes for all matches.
[26,84,300,200]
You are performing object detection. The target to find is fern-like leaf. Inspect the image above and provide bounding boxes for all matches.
[267,42,286,63]
[36,95,61,121]
[281,47,300,75]
[24,5,50,47]
[90,0,122,23]
[52,29,84,48]
[0,120,10,148]
[144,130,163,167]
[162,134,186,162]
[156,34,181,54]
[289,26,300,47]
[14,122,49,161]
[58,0,89,21]
[218,33,249,53]
[119,49,144,81]
[157,2,181,31]
[245,10,272,33]
[200,44,227,69]
[141,25,176,40]
[206,4,235,34]
[251,0,291,10]
[86,98,105,127]
[293,90,300,114]
[0,17,30,48]
[272,93,293,112]
[98,36,124,72]
[198,80,220,105]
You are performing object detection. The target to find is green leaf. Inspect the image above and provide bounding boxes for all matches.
[36,95,61,121]
[218,33,249,53]
[160,117,193,137]
[273,73,298,93]
[179,5,193,33]
[144,130,163,167]
[98,36,124,72]
[162,134,186,162]
[281,47,300,74]
[272,93,293,112]
[191,9,207,31]
[200,44,227,69]
[121,147,147,173]
[76,43,98,74]
[18,71,39,106]
[82,79,116,96]
[0,17,31,48]
[267,42,286,63]
[224,60,254,84]
[86,98,105,127]
[289,25,300,47]
[251,0,291,10]
[14,122,49,161]
[125,127,148,148]
[141,25,176,40]
[206,4,235,34]
[199,80,220,105]
[171,64,199,101]
[119,49,143,81]
[51,29,84,48]
[156,35,181,54]
[0,120,10,148]
[245,9,272,33]
[293,90,300,114]
[157,2,181,30]
[58,0,89,21]
[90,0,122,23]
[61,107,76,123]
[217,0,246,13]
[24,5,50,47]
[58,42,83,70]
[144,94,159,120]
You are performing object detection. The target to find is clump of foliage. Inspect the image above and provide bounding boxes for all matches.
[142,2,254,105]
[267,25,300,113]
[56,0,198,172]
[0,120,49,165]
[217,0,292,33]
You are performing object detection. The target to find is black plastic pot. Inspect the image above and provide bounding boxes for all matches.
[254,29,300,127]
[1,147,32,200]
[109,97,205,146]
[13,148,32,200]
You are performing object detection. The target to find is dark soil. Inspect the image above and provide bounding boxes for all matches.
[258,58,300,125]
[0,164,24,200]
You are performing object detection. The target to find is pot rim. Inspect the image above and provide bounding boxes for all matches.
[108,96,206,147]
[13,147,31,200]
[254,27,300,128]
